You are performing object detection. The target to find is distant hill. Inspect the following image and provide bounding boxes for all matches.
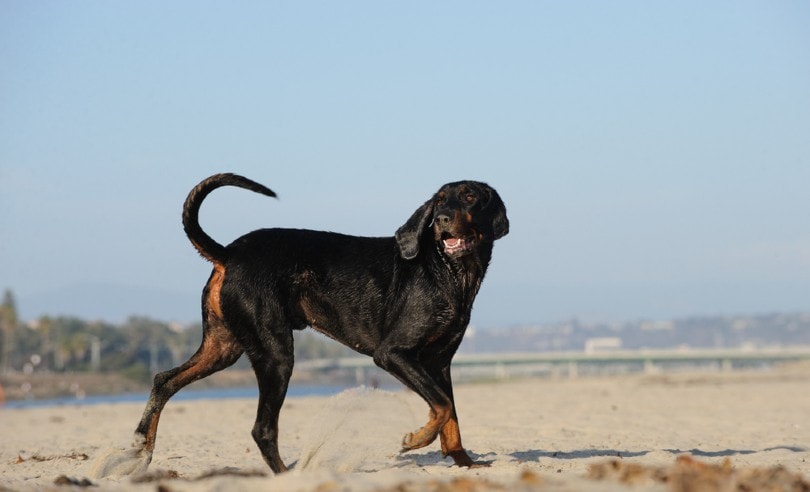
[17,286,810,354]
[460,312,810,354]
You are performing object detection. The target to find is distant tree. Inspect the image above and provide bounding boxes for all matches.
[0,289,19,374]
[43,317,85,371]
[294,331,354,360]
[36,316,54,370]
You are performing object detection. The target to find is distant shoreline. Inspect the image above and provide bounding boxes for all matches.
[4,356,809,405]
[1,383,368,410]
[0,369,265,403]
[0,366,395,405]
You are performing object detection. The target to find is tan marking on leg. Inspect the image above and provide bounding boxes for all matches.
[440,414,463,456]
[207,264,226,319]
[402,404,452,451]
[439,414,478,467]
[136,313,242,458]
[144,410,162,452]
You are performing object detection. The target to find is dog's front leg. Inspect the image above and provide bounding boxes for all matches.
[439,414,476,467]
[372,347,453,451]
[433,363,487,468]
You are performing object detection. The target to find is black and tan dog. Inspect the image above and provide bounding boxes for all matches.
[132,173,509,472]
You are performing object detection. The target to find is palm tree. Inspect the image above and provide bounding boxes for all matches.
[0,289,19,374]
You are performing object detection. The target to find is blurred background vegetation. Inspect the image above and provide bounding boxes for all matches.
[0,288,352,390]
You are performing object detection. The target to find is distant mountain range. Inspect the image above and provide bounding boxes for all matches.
[460,312,810,354]
[18,285,810,353]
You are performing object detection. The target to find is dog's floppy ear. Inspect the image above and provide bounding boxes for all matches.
[395,197,434,260]
[484,186,510,240]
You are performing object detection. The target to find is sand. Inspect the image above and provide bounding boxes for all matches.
[2,366,809,491]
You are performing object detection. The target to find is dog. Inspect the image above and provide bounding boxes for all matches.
[131,173,509,472]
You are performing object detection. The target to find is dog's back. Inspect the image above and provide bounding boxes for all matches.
[222,228,402,354]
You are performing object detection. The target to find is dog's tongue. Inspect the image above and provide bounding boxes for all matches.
[443,237,466,253]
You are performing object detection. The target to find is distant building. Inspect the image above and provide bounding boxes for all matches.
[584,337,622,354]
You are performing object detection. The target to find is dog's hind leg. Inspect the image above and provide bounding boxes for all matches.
[247,329,295,473]
[136,266,243,456]
[92,316,243,478]
[134,320,244,453]
[92,268,242,478]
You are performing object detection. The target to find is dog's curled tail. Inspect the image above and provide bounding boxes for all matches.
[182,173,277,264]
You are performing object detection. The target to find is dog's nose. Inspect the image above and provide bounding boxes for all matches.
[435,214,452,229]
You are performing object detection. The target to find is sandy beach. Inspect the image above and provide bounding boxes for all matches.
[2,365,809,491]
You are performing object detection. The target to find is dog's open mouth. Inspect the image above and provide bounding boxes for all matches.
[442,234,475,256]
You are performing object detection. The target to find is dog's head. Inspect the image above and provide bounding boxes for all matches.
[395,181,509,260]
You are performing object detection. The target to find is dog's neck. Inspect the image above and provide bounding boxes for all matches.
[434,242,487,296]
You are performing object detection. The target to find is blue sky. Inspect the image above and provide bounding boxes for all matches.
[2,1,809,327]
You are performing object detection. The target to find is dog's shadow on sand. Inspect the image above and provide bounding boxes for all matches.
[511,449,649,461]
[398,449,651,467]
[396,449,647,468]
[509,445,808,462]
[395,445,808,468]
[397,451,495,468]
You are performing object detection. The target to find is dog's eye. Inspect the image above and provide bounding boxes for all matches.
[464,193,477,204]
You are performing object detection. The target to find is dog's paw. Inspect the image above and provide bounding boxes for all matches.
[445,449,475,467]
[401,432,416,451]
[87,435,152,478]
[401,427,438,452]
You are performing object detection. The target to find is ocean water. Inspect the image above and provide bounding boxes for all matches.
[2,383,359,410]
